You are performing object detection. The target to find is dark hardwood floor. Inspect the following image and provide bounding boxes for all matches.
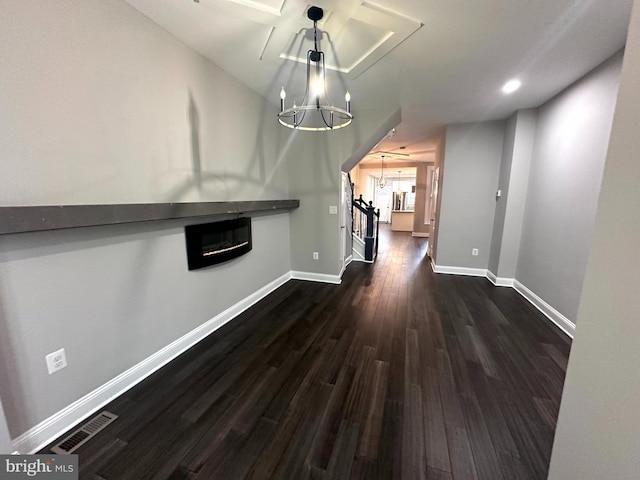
[42,226,571,479]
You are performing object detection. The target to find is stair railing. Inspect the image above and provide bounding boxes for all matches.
[352,192,380,262]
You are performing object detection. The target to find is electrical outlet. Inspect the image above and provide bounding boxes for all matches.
[472,248,479,256]
[313,252,319,260]
[45,348,68,374]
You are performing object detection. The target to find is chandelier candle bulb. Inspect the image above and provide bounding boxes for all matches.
[280,87,286,112]
[345,91,351,112]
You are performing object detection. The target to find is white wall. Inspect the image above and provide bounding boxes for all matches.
[548,1,640,477]
[516,52,623,322]
[0,0,291,445]
[435,122,505,269]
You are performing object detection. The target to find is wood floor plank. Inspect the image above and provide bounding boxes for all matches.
[374,399,402,480]
[324,420,360,480]
[271,382,334,480]
[402,383,427,480]
[357,360,389,459]
[446,425,479,480]
[460,393,504,480]
[306,365,355,470]
[422,367,452,473]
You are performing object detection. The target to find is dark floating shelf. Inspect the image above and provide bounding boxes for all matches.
[0,200,300,235]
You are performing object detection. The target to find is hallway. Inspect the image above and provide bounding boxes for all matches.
[45,229,571,479]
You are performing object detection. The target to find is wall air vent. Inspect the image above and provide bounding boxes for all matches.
[51,411,118,454]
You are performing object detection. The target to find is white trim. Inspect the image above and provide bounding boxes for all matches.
[339,256,353,279]
[411,232,429,238]
[432,264,488,277]
[513,280,575,338]
[486,270,515,287]
[291,271,342,285]
[352,236,367,262]
[11,272,293,454]
[351,248,366,262]
[350,257,374,264]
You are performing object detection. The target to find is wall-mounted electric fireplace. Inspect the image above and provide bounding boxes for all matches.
[185,217,252,270]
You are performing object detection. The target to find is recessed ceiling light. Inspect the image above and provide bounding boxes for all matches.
[502,79,522,94]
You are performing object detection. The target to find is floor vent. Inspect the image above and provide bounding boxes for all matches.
[51,411,118,454]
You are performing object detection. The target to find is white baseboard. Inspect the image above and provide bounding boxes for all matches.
[338,256,353,279]
[411,232,429,238]
[432,264,488,277]
[12,271,293,454]
[350,258,374,264]
[513,280,575,338]
[486,270,515,287]
[291,271,342,285]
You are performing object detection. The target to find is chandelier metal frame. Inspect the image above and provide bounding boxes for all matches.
[278,6,353,131]
[378,155,388,188]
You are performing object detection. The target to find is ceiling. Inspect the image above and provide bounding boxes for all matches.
[124,0,633,165]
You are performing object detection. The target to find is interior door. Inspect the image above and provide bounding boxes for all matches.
[374,182,392,223]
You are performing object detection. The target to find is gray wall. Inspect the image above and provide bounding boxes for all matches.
[0,399,12,453]
[412,163,432,235]
[489,109,537,279]
[287,106,402,276]
[488,114,518,274]
[0,0,291,440]
[498,110,537,279]
[516,52,623,321]
[435,122,505,269]
[549,1,640,477]
[0,0,287,205]
[287,133,344,276]
[0,214,291,438]
[429,136,446,259]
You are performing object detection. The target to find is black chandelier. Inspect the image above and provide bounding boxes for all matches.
[378,155,388,188]
[278,6,353,131]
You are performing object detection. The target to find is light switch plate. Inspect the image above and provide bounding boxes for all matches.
[329,205,338,215]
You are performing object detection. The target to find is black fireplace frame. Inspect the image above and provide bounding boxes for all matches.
[185,217,252,270]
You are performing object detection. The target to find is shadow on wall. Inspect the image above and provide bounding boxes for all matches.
[165,26,335,204]
[160,88,289,203]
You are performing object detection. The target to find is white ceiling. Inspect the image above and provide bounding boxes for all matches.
[124,0,633,163]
